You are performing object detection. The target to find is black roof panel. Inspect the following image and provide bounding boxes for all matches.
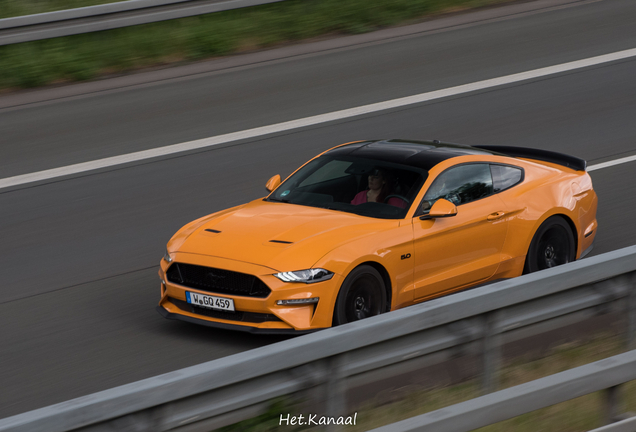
[326,139,494,170]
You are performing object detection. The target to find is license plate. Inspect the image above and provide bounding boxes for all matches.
[186,292,235,312]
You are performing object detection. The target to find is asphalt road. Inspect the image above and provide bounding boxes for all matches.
[1,0,636,419]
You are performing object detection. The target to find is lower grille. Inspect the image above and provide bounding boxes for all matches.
[166,263,271,298]
[170,298,281,323]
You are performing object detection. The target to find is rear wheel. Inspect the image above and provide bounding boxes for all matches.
[333,265,387,325]
[524,216,575,274]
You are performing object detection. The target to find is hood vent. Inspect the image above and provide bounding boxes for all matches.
[205,229,221,233]
[269,240,293,244]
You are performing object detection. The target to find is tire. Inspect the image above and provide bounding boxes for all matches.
[333,265,387,326]
[523,216,576,274]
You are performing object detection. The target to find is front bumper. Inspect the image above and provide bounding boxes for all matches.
[156,305,319,334]
[157,253,342,332]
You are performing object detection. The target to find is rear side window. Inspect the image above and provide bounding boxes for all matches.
[490,165,523,192]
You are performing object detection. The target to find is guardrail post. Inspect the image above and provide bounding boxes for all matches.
[628,272,636,350]
[325,354,347,432]
[604,385,622,424]
[304,355,348,431]
[481,311,502,394]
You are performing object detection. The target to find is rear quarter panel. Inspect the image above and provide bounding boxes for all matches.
[495,158,597,274]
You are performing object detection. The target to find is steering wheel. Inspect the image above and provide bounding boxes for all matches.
[384,195,410,205]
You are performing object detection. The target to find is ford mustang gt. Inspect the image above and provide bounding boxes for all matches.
[156,139,598,333]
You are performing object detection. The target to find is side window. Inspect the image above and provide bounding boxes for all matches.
[422,164,494,210]
[490,164,523,192]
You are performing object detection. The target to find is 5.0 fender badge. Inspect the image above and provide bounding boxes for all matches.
[401,253,412,260]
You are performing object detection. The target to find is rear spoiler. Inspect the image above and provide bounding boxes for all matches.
[473,145,587,172]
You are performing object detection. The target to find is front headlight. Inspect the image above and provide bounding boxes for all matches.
[274,268,334,283]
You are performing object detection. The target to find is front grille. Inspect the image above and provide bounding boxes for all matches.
[166,263,271,298]
[170,298,281,323]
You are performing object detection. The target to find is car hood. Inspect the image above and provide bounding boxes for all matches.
[169,199,397,271]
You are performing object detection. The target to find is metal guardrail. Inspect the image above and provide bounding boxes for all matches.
[0,0,285,46]
[369,350,636,432]
[589,416,636,432]
[0,245,635,432]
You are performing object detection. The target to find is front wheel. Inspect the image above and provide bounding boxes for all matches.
[333,265,387,326]
[524,216,575,274]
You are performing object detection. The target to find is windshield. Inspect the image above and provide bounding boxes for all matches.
[266,156,428,219]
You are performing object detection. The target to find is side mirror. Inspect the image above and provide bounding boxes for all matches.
[266,174,281,192]
[419,198,457,220]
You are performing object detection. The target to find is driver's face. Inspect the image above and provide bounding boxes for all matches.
[368,174,384,190]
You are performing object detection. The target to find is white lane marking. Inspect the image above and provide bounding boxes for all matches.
[2,47,636,190]
[587,154,636,171]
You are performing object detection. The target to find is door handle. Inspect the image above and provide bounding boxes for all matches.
[487,211,506,221]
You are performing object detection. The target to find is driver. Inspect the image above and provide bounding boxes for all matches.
[351,168,407,209]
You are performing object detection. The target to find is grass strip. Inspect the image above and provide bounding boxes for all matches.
[218,332,635,431]
[0,0,514,90]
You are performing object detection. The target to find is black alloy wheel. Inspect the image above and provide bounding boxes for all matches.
[334,265,387,325]
[524,216,576,274]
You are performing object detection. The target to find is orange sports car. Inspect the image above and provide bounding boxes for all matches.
[157,139,597,333]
